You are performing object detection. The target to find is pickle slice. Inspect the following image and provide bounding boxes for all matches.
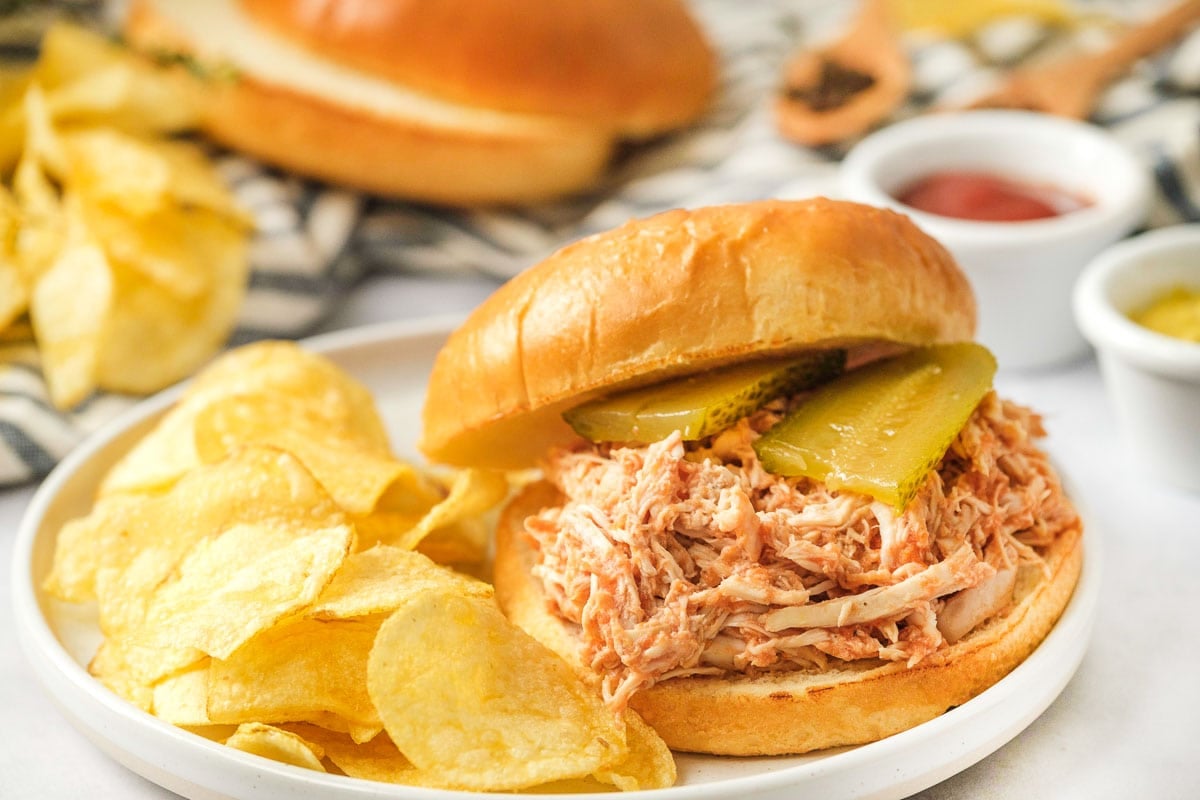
[564,350,846,444]
[752,343,996,510]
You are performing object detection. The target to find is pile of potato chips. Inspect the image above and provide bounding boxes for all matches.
[45,341,676,792]
[0,24,250,409]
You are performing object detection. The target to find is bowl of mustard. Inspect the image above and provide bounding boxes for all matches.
[1074,225,1200,493]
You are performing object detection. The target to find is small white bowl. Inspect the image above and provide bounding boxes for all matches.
[1073,225,1200,494]
[840,110,1151,370]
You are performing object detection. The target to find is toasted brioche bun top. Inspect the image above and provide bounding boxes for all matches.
[419,198,977,468]
[240,0,717,136]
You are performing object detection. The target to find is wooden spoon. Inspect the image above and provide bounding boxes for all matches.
[967,0,1200,119]
[775,0,911,147]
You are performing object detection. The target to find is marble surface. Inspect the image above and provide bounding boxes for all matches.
[2,272,1199,800]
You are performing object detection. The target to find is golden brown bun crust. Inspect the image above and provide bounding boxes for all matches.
[123,0,615,204]
[493,481,1085,756]
[420,198,976,468]
[241,0,716,137]
[199,85,611,206]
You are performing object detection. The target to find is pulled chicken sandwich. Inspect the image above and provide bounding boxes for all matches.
[419,198,1084,756]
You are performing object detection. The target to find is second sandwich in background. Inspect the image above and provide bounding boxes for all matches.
[122,0,717,206]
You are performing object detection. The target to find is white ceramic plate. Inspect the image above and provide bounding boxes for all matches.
[12,317,1102,800]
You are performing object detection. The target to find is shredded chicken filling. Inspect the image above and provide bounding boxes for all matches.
[523,391,1079,711]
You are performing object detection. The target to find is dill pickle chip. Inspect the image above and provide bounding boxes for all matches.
[564,350,845,444]
[752,343,996,510]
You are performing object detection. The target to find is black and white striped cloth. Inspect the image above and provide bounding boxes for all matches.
[2,0,1199,485]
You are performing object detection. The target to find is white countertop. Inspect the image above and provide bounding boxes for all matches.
[2,271,1199,799]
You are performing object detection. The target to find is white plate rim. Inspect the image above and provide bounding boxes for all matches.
[11,316,1103,800]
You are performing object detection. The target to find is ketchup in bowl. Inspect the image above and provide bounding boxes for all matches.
[896,171,1090,222]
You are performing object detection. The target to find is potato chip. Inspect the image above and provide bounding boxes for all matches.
[595,711,677,791]
[292,712,381,745]
[350,511,448,560]
[183,342,389,439]
[62,129,242,224]
[193,391,443,517]
[149,139,248,222]
[60,128,176,218]
[44,492,141,603]
[95,412,202,496]
[29,219,112,408]
[99,341,386,495]
[393,467,508,552]
[26,26,96,85]
[1,25,249,405]
[20,83,66,178]
[355,468,507,566]
[130,519,352,659]
[43,333,670,792]
[95,217,247,397]
[152,660,211,726]
[1,181,18,230]
[367,591,628,791]
[225,723,327,772]
[77,448,354,699]
[0,261,25,333]
[34,24,136,91]
[313,598,672,792]
[45,64,200,139]
[265,714,372,745]
[12,139,66,286]
[157,660,379,744]
[0,66,30,171]
[284,725,458,789]
[55,447,346,625]
[308,545,491,621]
[95,559,207,684]
[0,187,24,330]
[82,201,208,298]
[87,640,155,713]
[35,23,199,136]
[181,725,239,744]
[0,317,33,346]
[72,193,246,312]
[0,183,17,231]
[208,616,382,738]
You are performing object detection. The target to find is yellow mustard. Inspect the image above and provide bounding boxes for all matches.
[1129,286,1200,343]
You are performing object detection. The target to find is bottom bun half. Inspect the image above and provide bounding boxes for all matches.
[194,78,614,206]
[493,481,1084,756]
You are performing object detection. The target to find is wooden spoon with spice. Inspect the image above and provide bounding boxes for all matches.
[775,0,911,147]
[967,0,1200,119]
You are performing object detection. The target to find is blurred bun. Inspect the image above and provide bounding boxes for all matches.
[124,0,716,205]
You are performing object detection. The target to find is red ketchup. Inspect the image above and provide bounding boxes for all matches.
[896,171,1089,222]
